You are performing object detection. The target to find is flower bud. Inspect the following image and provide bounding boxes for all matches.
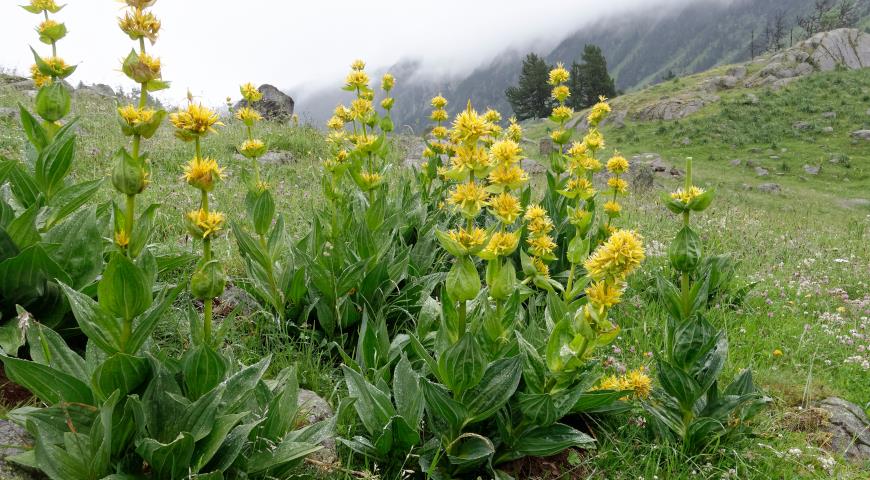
[35,82,70,122]
[112,148,148,195]
[37,19,67,44]
[190,260,226,300]
[668,225,702,272]
[122,50,161,84]
[486,259,516,301]
[446,256,481,302]
[238,139,267,159]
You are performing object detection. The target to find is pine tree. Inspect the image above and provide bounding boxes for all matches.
[505,53,552,120]
[574,45,617,109]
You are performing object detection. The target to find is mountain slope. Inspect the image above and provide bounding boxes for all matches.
[297,0,870,130]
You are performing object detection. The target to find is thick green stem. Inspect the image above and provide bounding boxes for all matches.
[124,194,135,256]
[680,158,693,317]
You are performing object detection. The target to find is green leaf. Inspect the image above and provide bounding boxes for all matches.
[462,356,522,424]
[18,105,48,151]
[35,128,75,197]
[43,178,103,231]
[657,360,701,411]
[0,244,72,311]
[342,365,395,436]
[92,353,150,399]
[246,440,320,475]
[393,355,423,428]
[447,433,494,467]
[421,379,467,436]
[5,204,40,248]
[44,207,102,289]
[60,282,123,354]
[245,188,275,237]
[4,161,40,208]
[668,225,702,273]
[126,284,183,354]
[192,412,247,471]
[1,356,93,405]
[687,190,715,212]
[182,345,227,400]
[446,256,481,302]
[438,334,485,396]
[26,321,87,381]
[513,423,595,457]
[136,433,195,480]
[98,253,152,321]
[222,356,270,412]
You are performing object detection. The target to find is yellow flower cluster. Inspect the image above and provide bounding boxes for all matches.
[670,185,706,204]
[118,7,161,43]
[594,368,652,399]
[170,103,222,141]
[525,204,556,260]
[185,209,225,240]
[449,181,489,218]
[240,82,263,103]
[547,63,573,149]
[604,154,630,220]
[583,229,645,281]
[183,156,224,192]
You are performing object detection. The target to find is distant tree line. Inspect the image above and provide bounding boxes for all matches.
[505,45,616,121]
[750,0,860,58]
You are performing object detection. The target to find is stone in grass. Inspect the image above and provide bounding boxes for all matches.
[232,150,294,165]
[757,183,781,193]
[803,164,820,175]
[818,397,870,462]
[822,126,834,134]
[298,389,337,466]
[0,107,19,122]
[0,420,40,480]
[793,121,812,130]
[850,130,870,140]
[821,111,836,119]
[729,159,742,167]
[755,166,769,177]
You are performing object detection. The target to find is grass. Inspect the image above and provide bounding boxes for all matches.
[2,65,870,478]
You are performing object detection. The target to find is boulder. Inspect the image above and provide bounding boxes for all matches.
[757,182,781,193]
[840,198,870,208]
[805,29,870,71]
[726,66,747,79]
[258,151,294,165]
[521,158,546,174]
[234,84,295,122]
[821,111,836,119]
[850,130,870,140]
[803,164,820,175]
[822,126,834,134]
[633,94,719,121]
[793,121,812,130]
[0,420,40,480]
[729,159,742,167]
[628,163,655,192]
[298,389,337,465]
[818,397,870,462]
[539,138,554,156]
[755,166,769,177]
[743,93,759,105]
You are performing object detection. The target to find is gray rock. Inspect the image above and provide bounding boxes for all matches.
[234,84,295,122]
[0,107,19,122]
[712,75,739,90]
[258,150,294,165]
[680,137,692,146]
[803,164,820,175]
[821,126,833,134]
[840,198,870,208]
[521,158,545,174]
[403,139,426,168]
[850,130,870,140]
[793,121,812,130]
[0,420,40,480]
[726,66,747,79]
[772,77,799,90]
[669,166,683,178]
[819,397,870,462]
[743,93,759,105]
[805,29,870,72]
[866,108,870,116]
[538,138,554,156]
[628,163,655,192]
[7,79,35,91]
[729,159,742,167]
[298,389,337,465]
[633,94,719,121]
[215,284,257,317]
[821,111,836,119]
[829,153,849,165]
[757,183,781,193]
[573,108,626,131]
[755,166,769,177]
[793,62,815,76]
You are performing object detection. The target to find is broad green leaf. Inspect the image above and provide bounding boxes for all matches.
[44,207,102,289]
[438,334,485,396]
[136,433,195,480]
[182,345,227,400]
[657,360,701,411]
[26,321,87,381]
[245,440,320,475]
[98,254,152,321]
[513,423,595,457]
[342,365,395,436]
[1,356,93,405]
[60,282,123,354]
[421,379,466,436]
[393,355,423,428]
[192,412,247,471]
[92,353,150,399]
[126,284,183,354]
[446,433,494,467]
[462,356,522,424]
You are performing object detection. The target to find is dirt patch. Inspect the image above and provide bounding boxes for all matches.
[499,448,593,479]
[0,365,34,408]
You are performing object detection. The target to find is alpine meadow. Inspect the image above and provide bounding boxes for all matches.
[0,0,869,479]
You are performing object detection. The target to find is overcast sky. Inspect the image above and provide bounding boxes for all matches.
[0,0,710,106]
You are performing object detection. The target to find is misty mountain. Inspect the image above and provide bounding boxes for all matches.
[295,0,869,130]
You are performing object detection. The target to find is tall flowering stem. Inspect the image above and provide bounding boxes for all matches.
[323,60,394,211]
[171,102,225,345]
[113,0,168,255]
[22,0,76,140]
[235,82,282,317]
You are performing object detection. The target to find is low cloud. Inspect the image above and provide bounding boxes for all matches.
[0,0,731,106]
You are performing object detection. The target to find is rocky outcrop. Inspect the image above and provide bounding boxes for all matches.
[850,130,870,140]
[818,397,870,462]
[75,83,116,98]
[632,94,719,121]
[745,29,870,89]
[234,84,295,122]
